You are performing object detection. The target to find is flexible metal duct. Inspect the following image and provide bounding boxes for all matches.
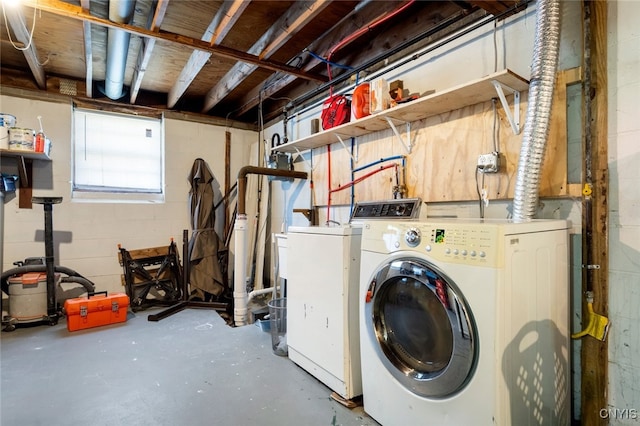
[105,0,135,100]
[512,0,561,221]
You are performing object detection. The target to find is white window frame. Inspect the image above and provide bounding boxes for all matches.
[72,107,165,203]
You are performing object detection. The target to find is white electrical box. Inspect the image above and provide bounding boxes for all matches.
[477,152,500,173]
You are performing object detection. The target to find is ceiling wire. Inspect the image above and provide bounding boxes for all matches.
[325,0,416,96]
[2,3,51,66]
[222,55,302,124]
[2,3,37,51]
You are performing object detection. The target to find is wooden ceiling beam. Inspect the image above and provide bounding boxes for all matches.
[208,0,248,46]
[20,0,328,84]
[466,1,525,19]
[80,0,92,98]
[4,5,46,89]
[129,0,170,104]
[201,0,332,113]
[167,0,249,108]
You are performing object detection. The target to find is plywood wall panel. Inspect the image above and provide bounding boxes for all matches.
[310,71,576,208]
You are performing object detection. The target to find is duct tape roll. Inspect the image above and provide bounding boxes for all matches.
[0,113,17,128]
[0,127,8,150]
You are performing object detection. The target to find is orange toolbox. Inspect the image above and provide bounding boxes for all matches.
[64,291,130,332]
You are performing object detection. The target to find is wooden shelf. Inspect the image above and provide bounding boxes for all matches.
[273,69,529,153]
[0,149,51,161]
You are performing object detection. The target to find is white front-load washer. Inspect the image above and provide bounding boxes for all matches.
[359,219,571,426]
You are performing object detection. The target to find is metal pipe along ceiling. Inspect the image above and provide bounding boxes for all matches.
[105,0,135,100]
[512,0,561,221]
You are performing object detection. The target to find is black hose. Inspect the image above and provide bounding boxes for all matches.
[271,133,281,150]
[1,265,96,296]
[59,276,96,293]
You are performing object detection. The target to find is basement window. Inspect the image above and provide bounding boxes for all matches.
[72,108,165,203]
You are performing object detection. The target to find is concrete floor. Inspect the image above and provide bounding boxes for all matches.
[1,307,378,426]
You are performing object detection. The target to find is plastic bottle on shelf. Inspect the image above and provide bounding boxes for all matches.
[35,115,45,153]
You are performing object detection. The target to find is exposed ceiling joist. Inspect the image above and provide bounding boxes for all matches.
[208,0,249,46]
[167,0,250,108]
[0,0,529,123]
[4,5,46,88]
[80,0,92,97]
[129,0,170,104]
[233,0,423,117]
[201,0,332,113]
[19,0,329,84]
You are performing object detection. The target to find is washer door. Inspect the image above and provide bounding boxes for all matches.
[364,257,477,398]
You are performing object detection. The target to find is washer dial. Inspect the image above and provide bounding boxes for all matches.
[405,228,421,247]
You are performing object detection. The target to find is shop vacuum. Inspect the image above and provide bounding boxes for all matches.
[1,197,95,331]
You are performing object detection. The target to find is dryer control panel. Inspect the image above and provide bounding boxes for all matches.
[350,198,423,221]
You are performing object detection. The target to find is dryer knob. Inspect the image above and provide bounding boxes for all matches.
[405,228,421,247]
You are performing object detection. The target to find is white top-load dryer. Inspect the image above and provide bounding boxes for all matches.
[286,198,423,400]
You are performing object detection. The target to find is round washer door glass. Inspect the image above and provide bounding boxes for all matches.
[365,257,477,398]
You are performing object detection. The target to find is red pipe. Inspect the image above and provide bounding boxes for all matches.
[330,163,397,194]
[324,1,414,218]
[326,163,397,222]
[327,144,332,221]
[326,0,416,89]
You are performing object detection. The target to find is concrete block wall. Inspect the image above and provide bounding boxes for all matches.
[1,95,256,296]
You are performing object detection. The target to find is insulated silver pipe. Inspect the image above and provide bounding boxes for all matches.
[105,0,136,100]
[512,0,561,221]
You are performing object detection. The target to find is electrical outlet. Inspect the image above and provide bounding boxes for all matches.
[477,152,500,173]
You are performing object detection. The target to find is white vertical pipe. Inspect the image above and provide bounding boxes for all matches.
[233,214,248,326]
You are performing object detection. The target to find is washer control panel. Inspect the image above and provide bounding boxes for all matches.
[424,224,498,266]
[367,221,500,267]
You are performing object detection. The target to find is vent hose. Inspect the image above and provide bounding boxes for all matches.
[512,0,561,221]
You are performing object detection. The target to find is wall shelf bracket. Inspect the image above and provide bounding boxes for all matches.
[333,133,358,162]
[293,208,314,224]
[384,116,412,153]
[491,79,521,135]
[293,147,312,170]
